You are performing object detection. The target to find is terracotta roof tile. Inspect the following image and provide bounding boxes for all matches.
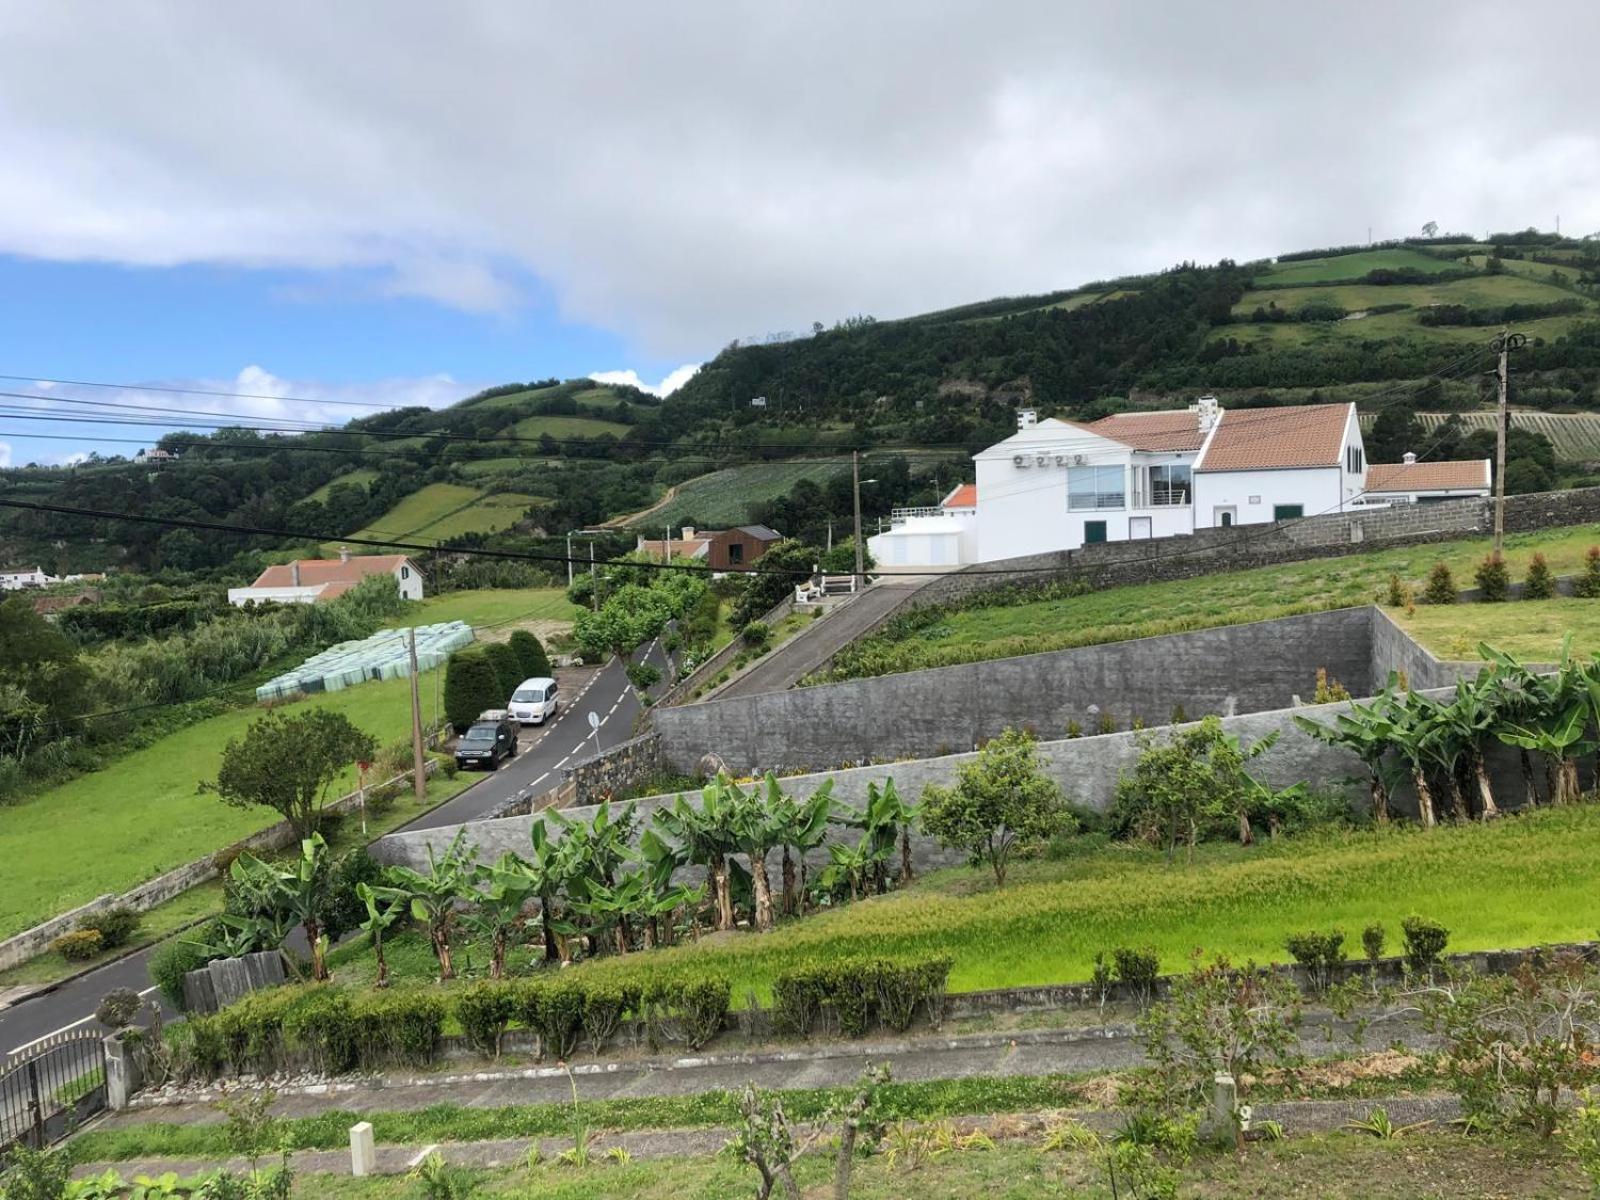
[250,554,412,588]
[1087,410,1208,452]
[1365,460,1490,493]
[942,483,978,509]
[1196,404,1353,472]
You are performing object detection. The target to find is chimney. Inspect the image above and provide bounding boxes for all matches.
[1016,409,1038,429]
[1402,451,1417,465]
[1191,395,1220,433]
[291,561,301,587]
[682,526,696,541]
[338,546,351,564]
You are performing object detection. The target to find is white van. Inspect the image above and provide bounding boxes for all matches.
[509,676,559,725]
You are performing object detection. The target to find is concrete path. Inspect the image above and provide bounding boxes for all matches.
[713,580,925,699]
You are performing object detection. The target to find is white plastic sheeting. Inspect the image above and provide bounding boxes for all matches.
[255,621,475,702]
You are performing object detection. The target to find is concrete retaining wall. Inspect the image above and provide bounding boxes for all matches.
[652,608,1378,776]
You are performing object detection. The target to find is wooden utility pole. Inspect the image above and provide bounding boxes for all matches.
[1492,329,1527,554]
[663,525,670,565]
[851,451,864,581]
[407,627,426,804]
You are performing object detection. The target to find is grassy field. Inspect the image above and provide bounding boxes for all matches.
[1224,308,1586,350]
[828,522,1600,681]
[1233,271,1579,318]
[0,675,462,940]
[305,468,377,503]
[509,414,629,440]
[1253,247,1454,285]
[385,587,580,631]
[335,483,536,548]
[1396,598,1600,663]
[629,459,853,528]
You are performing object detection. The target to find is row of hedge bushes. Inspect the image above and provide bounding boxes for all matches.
[772,955,953,1039]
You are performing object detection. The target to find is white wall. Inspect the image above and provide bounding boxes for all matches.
[395,562,425,600]
[1193,467,1343,527]
[868,521,967,569]
[228,585,325,607]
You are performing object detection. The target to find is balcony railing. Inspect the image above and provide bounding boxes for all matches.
[888,506,951,523]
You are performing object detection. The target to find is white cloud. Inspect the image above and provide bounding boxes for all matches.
[0,3,1597,355]
[48,451,88,467]
[0,441,11,468]
[589,364,701,397]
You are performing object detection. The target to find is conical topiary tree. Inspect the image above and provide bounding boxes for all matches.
[1422,561,1457,605]
[1573,546,1600,599]
[1524,552,1556,600]
[444,649,503,732]
[1474,552,1508,602]
[482,641,524,703]
[508,629,552,678]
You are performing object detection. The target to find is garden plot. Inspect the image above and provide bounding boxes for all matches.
[254,620,474,702]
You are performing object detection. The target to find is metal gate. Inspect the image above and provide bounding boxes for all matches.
[0,1030,108,1153]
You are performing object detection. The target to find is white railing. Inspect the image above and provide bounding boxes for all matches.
[889,506,947,522]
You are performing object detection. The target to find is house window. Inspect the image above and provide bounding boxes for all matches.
[1145,464,1192,506]
[401,566,410,579]
[1273,504,1304,520]
[1345,446,1364,473]
[727,543,744,565]
[1067,465,1125,511]
[1084,520,1108,544]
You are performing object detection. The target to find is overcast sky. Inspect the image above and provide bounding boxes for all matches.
[1,1,1597,462]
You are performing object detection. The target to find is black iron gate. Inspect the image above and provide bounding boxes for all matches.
[0,1030,108,1153]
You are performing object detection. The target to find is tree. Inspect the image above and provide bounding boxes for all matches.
[731,776,789,931]
[482,641,524,701]
[920,728,1066,886]
[731,539,818,627]
[508,629,552,678]
[203,708,377,841]
[444,648,503,732]
[1295,684,1407,824]
[0,595,92,757]
[468,853,540,978]
[229,835,337,980]
[1421,221,1439,238]
[1113,717,1266,858]
[386,831,477,979]
[653,781,740,930]
[771,778,836,916]
[353,881,407,988]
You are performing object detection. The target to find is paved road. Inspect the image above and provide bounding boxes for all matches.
[713,580,926,699]
[0,639,669,1059]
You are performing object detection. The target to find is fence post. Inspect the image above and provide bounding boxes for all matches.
[25,1059,42,1148]
[349,1121,377,1176]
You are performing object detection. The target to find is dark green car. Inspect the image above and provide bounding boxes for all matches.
[454,714,518,770]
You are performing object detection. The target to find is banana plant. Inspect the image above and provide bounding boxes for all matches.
[638,826,692,946]
[468,853,541,978]
[730,776,788,932]
[386,829,477,979]
[182,910,289,961]
[772,778,835,917]
[229,834,335,979]
[1495,699,1589,806]
[1294,681,1405,824]
[353,880,408,988]
[1436,675,1504,819]
[865,777,920,887]
[652,778,740,930]
[819,833,883,903]
[1386,691,1443,829]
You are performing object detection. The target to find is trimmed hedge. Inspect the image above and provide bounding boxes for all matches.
[508,630,551,679]
[772,956,952,1039]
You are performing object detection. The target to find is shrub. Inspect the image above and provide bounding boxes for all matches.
[741,621,772,650]
[625,661,662,691]
[1474,552,1509,602]
[1401,915,1449,972]
[443,649,503,733]
[1097,712,1117,735]
[642,976,731,1051]
[52,929,103,961]
[79,907,141,950]
[1524,552,1556,600]
[149,932,215,1009]
[1064,720,1082,739]
[1113,946,1161,1005]
[1284,928,1346,991]
[281,987,359,1074]
[581,982,635,1054]
[96,987,144,1030]
[456,981,518,1057]
[921,728,1068,887]
[482,641,525,703]
[507,629,552,679]
[1423,561,1457,604]
[772,968,827,1038]
[1386,573,1407,607]
[519,978,585,1061]
[1312,668,1350,704]
[1573,547,1600,598]
[1362,923,1387,964]
[352,990,445,1067]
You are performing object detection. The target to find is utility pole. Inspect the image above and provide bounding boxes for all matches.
[407,627,426,805]
[851,450,864,581]
[590,540,598,611]
[1492,329,1528,554]
[565,531,574,587]
[662,525,670,565]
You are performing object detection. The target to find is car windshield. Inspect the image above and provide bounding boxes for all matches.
[461,729,496,743]
[512,688,542,703]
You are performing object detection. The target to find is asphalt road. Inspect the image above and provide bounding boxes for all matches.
[0,639,668,1058]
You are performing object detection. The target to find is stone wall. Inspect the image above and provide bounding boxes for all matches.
[652,608,1377,776]
[567,731,665,805]
[659,595,795,708]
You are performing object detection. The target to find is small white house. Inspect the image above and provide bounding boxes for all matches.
[873,400,1489,567]
[0,566,57,591]
[228,550,424,607]
[1363,453,1491,504]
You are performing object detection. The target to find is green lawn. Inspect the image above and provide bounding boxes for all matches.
[509,415,629,440]
[826,522,1600,681]
[0,676,456,940]
[1396,598,1600,663]
[305,468,377,503]
[1253,246,1458,285]
[385,588,580,631]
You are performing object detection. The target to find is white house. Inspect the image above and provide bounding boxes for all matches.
[227,550,424,606]
[0,566,57,591]
[1363,453,1491,504]
[871,400,1488,568]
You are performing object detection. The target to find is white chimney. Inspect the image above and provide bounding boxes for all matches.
[1016,409,1038,429]
[338,546,351,563]
[291,561,301,587]
[1191,395,1220,433]
[1402,451,1417,465]
[681,527,696,541]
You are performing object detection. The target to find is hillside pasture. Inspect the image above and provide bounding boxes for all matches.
[305,467,377,503]
[508,414,629,440]
[1234,271,1580,318]
[627,459,854,528]
[334,483,538,550]
[384,587,579,631]
[1254,246,1452,285]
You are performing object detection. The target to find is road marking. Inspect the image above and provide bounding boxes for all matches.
[9,986,159,1055]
